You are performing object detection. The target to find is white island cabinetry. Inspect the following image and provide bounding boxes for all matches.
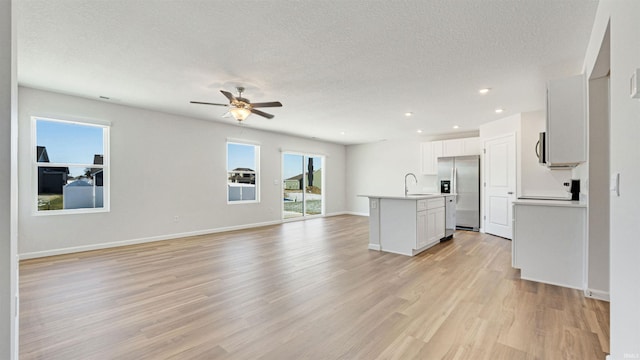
[364,195,445,256]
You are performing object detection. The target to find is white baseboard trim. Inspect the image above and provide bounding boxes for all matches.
[368,244,381,251]
[584,288,610,302]
[345,211,369,217]
[325,211,350,217]
[19,212,371,260]
[19,219,283,260]
[519,275,584,291]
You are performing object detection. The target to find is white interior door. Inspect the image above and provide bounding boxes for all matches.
[484,134,516,239]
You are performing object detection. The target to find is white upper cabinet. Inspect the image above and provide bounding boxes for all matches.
[546,74,586,168]
[443,139,463,156]
[461,137,481,155]
[421,137,481,175]
[421,140,443,175]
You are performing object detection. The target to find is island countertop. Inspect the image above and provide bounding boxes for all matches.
[358,193,450,200]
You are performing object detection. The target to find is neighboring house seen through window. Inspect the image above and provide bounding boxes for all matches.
[227,142,259,203]
[33,117,109,214]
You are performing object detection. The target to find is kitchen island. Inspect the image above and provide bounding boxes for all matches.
[361,194,446,256]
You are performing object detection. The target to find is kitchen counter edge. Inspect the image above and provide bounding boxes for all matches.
[358,194,451,200]
[512,199,586,208]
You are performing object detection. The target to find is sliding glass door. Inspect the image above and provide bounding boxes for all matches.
[283,153,324,219]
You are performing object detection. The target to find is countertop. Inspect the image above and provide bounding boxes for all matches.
[512,198,587,208]
[358,193,449,200]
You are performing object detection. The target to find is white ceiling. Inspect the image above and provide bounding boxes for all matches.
[16,0,598,145]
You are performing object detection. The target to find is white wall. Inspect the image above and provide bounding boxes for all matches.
[479,111,576,196]
[586,76,610,298]
[18,87,347,257]
[0,0,17,357]
[583,0,640,358]
[345,132,479,215]
[346,139,425,215]
[479,113,522,196]
[520,111,572,198]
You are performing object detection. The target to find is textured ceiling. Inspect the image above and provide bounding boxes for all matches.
[16,0,598,145]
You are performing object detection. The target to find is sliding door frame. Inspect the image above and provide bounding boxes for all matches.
[281,151,325,221]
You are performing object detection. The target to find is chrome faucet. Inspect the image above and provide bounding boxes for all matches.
[404,173,417,197]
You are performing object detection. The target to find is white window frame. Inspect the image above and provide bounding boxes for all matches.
[226,141,260,204]
[32,116,110,215]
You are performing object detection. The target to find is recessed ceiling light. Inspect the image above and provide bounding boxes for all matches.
[495,108,504,114]
[405,112,413,117]
[479,88,491,94]
[417,129,423,133]
[453,125,459,129]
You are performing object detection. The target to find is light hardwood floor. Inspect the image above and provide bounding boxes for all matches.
[19,215,609,359]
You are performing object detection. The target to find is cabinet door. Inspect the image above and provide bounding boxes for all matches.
[513,204,585,289]
[416,210,428,248]
[426,207,446,245]
[443,139,463,157]
[546,74,586,166]
[434,207,445,240]
[462,137,482,155]
[421,141,443,175]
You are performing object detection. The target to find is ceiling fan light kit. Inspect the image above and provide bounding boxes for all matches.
[229,107,251,122]
[191,86,282,123]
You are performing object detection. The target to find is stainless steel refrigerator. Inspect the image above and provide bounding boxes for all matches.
[437,155,480,231]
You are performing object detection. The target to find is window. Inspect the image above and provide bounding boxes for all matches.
[227,142,259,203]
[33,117,109,214]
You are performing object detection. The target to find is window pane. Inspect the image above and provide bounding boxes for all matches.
[36,119,104,164]
[38,166,105,211]
[283,153,304,218]
[227,143,257,202]
[305,156,322,215]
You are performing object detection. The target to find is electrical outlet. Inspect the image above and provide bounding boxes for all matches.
[173,216,179,222]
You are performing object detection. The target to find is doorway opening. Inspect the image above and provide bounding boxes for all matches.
[282,153,324,219]
[586,22,610,300]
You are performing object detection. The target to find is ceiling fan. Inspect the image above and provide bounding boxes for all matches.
[190,87,282,122]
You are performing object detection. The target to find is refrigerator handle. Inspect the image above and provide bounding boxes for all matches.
[450,168,454,191]
[453,167,457,198]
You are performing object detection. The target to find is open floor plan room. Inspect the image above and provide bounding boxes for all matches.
[19,215,609,360]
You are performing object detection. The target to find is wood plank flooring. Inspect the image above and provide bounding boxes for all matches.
[19,215,609,359]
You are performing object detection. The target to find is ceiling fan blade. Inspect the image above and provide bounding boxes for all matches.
[190,101,228,106]
[220,90,236,102]
[250,101,283,108]
[251,108,275,119]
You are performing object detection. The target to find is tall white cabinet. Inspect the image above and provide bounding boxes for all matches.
[545,74,586,168]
